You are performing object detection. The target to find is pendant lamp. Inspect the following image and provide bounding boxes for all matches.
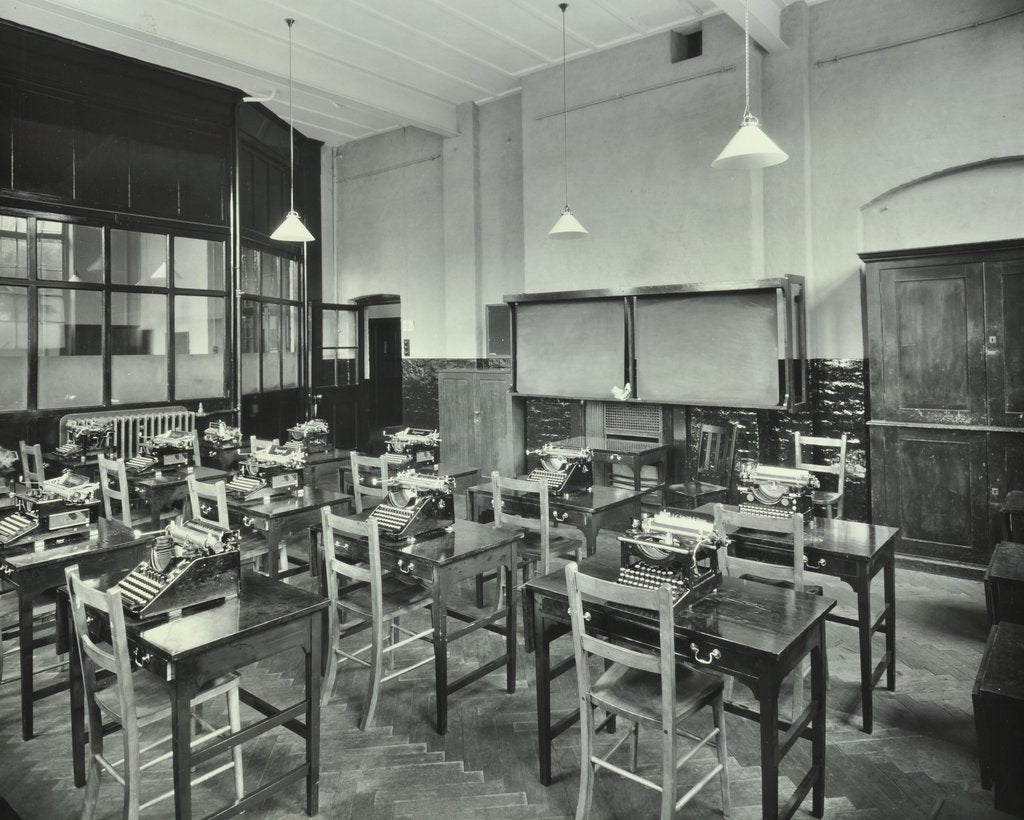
[271,18,316,243]
[549,3,588,239]
[712,0,788,170]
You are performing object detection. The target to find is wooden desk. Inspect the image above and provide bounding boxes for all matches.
[466,481,643,556]
[524,549,834,820]
[63,570,327,818]
[43,451,102,480]
[228,488,352,580]
[128,465,229,528]
[1,518,149,740]
[341,460,479,494]
[313,517,522,734]
[199,442,244,472]
[553,434,672,505]
[697,503,899,734]
[985,542,1024,624]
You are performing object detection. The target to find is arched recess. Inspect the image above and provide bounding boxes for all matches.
[860,157,1024,251]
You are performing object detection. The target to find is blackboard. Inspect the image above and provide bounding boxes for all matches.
[514,299,626,397]
[634,291,781,405]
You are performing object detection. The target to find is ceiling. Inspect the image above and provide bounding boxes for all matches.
[5,0,803,146]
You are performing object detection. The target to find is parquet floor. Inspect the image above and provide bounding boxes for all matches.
[0,518,999,819]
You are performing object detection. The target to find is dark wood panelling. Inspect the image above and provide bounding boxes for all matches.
[178,128,227,224]
[0,82,13,190]
[13,88,75,200]
[986,258,1024,428]
[75,102,129,211]
[438,371,476,469]
[988,432,1024,545]
[129,120,180,218]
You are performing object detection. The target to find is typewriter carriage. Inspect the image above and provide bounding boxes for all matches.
[368,469,455,541]
[526,443,593,496]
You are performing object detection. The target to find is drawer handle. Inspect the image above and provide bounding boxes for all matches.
[567,608,592,622]
[241,516,254,529]
[689,643,721,665]
[552,510,569,522]
[200,503,212,516]
[397,558,416,574]
[803,556,826,568]
[610,454,622,462]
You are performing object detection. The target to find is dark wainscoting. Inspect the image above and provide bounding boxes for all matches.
[401,358,510,430]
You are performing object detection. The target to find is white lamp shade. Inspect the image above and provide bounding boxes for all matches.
[549,207,589,239]
[712,120,789,170]
[270,210,316,243]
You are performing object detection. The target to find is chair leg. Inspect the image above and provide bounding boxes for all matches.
[81,701,104,820]
[321,636,339,710]
[122,720,143,820]
[660,717,677,820]
[522,563,537,654]
[575,696,596,820]
[630,720,640,773]
[359,616,387,731]
[387,616,399,674]
[227,688,244,802]
[475,573,486,608]
[713,695,731,817]
[791,663,805,723]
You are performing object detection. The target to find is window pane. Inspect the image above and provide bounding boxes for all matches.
[173,237,225,290]
[38,288,103,408]
[241,299,260,394]
[262,302,281,390]
[284,258,299,300]
[282,304,300,388]
[260,251,280,298]
[37,221,104,283]
[315,349,336,387]
[337,310,357,346]
[0,286,29,410]
[111,230,167,286]
[0,216,28,279]
[175,295,226,399]
[240,246,260,294]
[321,309,337,349]
[111,292,167,404]
[336,348,357,385]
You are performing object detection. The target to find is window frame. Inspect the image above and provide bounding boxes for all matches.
[312,301,361,388]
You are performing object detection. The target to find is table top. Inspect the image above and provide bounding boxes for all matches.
[976,620,1024,702]
[432,462,478,480]
[1,518,147,571]
[44,451,101,466]
[128,465,228,490]
[525,548,835,660]
[69,569,328,662]
[316,515,523,567]
[554,436,671,456]
[987,541,1024,583]
[227,487,352,519]
[239,447,348,466]
[468,481,645,514]
[695,503,900,561]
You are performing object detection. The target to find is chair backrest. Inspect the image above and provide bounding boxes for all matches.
[565,562,677,724]
[713,503,804,591]
[491,470,557,574]
[97,455,132,527]
[696,423,738,486]
[350,451,389,514]
[190,430,202,466]
[19,440,44,487]
[321,508,384,632]
[65,566,137,728]
[187,476,230,528]
[794,432,847,497]
[249,436,280,452]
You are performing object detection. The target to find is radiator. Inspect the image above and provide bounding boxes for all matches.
[60,407,197,459]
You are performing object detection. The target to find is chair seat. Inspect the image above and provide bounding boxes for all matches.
[590,661,723,725]
[810,490,842,506]
[95,668,239,725]
[738,573,824,596]
[519,530,581,562]
[336,574,433,620]
[667,480,727,498]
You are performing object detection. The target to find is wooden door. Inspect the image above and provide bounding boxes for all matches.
[986,257,1024,428]
[988,431,1024,545]
[438,371,476,468]
[869,259,987,424]
[368,318,402,428]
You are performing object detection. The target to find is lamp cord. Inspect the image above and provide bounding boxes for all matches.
[560,3,569,210]
[743,0,751,120]
[287,18,295,212]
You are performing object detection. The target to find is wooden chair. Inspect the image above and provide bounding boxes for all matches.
[794,432,848,519]
[320,508,434,730]
[565,562,730,820]
[186,475,229,527]
[65,565,244,818]
[666,423,738,510]
[349,451,389,514]
[97,455,175,531]
[18,441,44,488]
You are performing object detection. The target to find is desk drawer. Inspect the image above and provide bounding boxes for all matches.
[332,537,433,584]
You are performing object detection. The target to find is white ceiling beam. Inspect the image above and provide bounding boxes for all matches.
[710,0,788,53]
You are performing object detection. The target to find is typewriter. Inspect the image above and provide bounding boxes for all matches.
[284,419,330,454]
[526,443,593,496]
[368,469,455,541]
[0,471,101,545]
[616,511,727,606]
[203,420,242,449]
[54,418,114,459]
[382,428,441,470]
[226,445,305,503]
[126,429,196,475]
[736,461,819,519]
[116,518,241,620]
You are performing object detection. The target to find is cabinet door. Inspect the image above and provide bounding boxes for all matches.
[476,372,512,479]
[986,258,1024,428]
[988,432,1024,545]
[873,425,989,564]
[438,372,475,469]
[874,261,987,424]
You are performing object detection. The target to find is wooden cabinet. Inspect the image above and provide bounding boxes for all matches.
[438,369,524,481]
[862,241,1024,570]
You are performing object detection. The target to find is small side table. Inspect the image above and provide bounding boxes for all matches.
[1000,491,1024,543]
[985,541,1024,625]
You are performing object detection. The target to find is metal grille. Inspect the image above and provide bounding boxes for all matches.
[603,403,662,438]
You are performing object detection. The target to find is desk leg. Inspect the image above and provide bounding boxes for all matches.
[857,565,874,734]
[149,492,162,529]
[19,592,33,740]
[265,522,284,580]
[170,679,198,820]
[306,614,322,816]
[758,674,782,820]
[531,591,554,786]
[505,552,517,694]
[581,520,598,557]
[812,623,826,818]
[431,575,450,735]
[884,557,896,692]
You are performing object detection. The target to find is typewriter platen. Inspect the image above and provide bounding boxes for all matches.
[382,428,441,470]
[226,445,305,503]
[527,443,593,496]
[284,419,330,454]
[54,418,114,459]
[126,429,196,475]
[736,461,818,519]
[116,518,241,619]
[369,469,454,541]
[616,511,727,607]
[0,471,101,545]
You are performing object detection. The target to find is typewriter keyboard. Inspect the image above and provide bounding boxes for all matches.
[739,503,793,520]
[55,443,81,457]
[117,563,167,609]
[528,469,566,492]
[126,455,157,474]
[617,562,689,601]
[226,476,263,497]
[382,453,411,466]
[0,513,37,544]
[369,503,414,534]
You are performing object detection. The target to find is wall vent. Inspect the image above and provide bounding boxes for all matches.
[671,29,703,63]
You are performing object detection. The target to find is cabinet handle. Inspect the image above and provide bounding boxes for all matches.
[804,556,826,568]
[610,454,622,462]
[567,609,592,622]
[552,510,569,522]
[689,643,721,665]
